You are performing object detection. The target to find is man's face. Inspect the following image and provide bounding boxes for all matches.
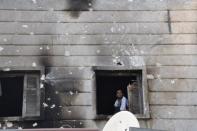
[116,90,123,99]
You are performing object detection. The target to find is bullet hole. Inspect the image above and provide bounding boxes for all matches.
[117,62,121,65]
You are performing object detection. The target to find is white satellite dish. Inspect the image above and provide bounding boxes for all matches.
[103,111,140,131]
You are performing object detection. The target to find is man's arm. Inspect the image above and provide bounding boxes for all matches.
[114,100,118,107]
[120,97,127,111]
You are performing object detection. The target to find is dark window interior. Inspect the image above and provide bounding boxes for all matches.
[95,70,142,115]
[0,76,24,117]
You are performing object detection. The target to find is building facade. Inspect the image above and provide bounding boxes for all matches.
[0,0,197,130]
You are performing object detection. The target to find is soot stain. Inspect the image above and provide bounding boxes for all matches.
[67,0,94,18]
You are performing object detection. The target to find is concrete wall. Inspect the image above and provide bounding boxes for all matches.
[0,0,197,130]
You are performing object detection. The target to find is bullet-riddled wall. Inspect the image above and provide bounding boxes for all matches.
[0,0,197,130]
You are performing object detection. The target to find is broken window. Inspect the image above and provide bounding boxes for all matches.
[0,71,41,119]
[94,67,149,118]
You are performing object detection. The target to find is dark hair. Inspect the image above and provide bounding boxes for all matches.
[116,88,123,93]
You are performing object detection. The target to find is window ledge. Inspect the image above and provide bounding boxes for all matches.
[95,113,150,120]
[0,116,23,121]
[0,116,42,121]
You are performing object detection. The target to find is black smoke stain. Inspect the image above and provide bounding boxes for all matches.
[67,0,94,18]
[38,45,53,74]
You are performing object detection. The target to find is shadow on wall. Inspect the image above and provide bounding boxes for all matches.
[68,0,94,18]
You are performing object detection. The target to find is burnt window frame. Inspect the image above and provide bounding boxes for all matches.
[93,66,150,119]
[0,67,45,121]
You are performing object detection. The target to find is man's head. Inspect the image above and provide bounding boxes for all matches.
[116,89,124,99]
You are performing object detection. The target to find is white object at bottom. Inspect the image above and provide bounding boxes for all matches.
[103,111,140,131]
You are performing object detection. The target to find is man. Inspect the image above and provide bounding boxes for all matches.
[114,89,128,113]
[127,82,140,114]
